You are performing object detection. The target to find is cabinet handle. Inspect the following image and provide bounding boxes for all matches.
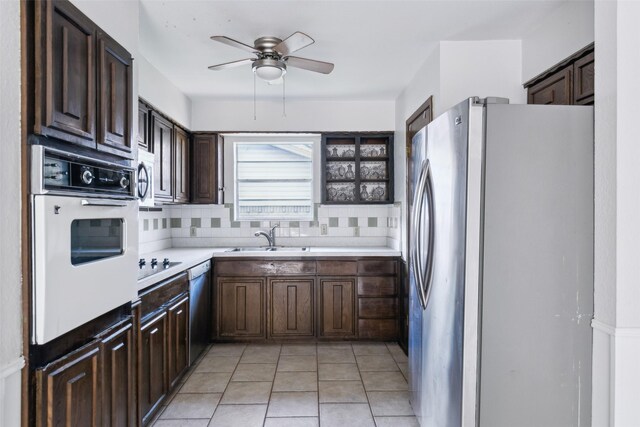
[169,296,189,311]
[150,328,159,335]
[176,310,183,315]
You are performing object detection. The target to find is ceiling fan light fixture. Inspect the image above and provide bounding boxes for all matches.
[252,58,287,82]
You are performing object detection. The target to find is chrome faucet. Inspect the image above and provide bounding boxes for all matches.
[254,224,279,247]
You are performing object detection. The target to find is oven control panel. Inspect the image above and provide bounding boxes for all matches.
[33,146,135,198]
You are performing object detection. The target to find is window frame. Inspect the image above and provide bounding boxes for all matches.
[229,134,319,222]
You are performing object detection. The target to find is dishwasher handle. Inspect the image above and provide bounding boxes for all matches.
[188,260,212,280]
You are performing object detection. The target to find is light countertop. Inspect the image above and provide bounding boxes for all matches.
[137,246,401,292]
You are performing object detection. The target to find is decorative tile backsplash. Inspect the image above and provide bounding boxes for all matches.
[139,203,401,253]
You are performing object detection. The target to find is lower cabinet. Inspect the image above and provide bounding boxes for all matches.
[218,278,265,338]
[140,311,168,425]
[318,277,356,337]
[36,317,135,427]
[36,341,102,427]
[101,321,136,426]
[269,277,314,337]
[213,258,399,342]
[167,295,190,387]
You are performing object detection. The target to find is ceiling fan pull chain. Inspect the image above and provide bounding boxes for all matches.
[253,72,257,121]
[282,76,287,118]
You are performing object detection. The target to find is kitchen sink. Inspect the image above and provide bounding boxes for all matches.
[226,247,309,252]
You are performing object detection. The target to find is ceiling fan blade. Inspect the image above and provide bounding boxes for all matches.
[285,56,334,74]
[208,58,254,71]
[210,36,257,54]
[274,32,314,56]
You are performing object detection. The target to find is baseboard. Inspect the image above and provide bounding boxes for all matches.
[0,356,25,427]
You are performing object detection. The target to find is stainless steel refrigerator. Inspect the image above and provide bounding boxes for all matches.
[408,97,593,427]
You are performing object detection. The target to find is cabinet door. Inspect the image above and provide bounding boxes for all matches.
[269,278,314,337]
[101,321,135,426]
[35,0,96,147]
[192,133,220,204]
[97,32,133,159]
[527,66,573,105]
[167,295,190,387]
[573,52,595,105]
[140,311,168,424]
[36,340,101,427]
[137,100,150,151]
[218,278,265,338]
[318,277,356,337]
[174,127,190,203]
[152,112,173,201]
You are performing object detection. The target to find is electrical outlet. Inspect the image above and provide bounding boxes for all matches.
[354,226,360,237]
[190,226,197,237]
[320,224,328,235]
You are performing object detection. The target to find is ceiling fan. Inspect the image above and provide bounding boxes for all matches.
[208,31,334,83]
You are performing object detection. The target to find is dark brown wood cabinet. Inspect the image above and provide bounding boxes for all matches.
[34,0,133,158]
[139,311,168,425]
[319,277,356,337]
[527,65,573,105]
[217,278,265,338]
[269,278,314,337]
[138,100,151,151]
[525,44,594,106]
[213,258,400,342]
[167,295,189,388]
[100,321,135,426]
[322,133,394,204]
[36,340,102,427]
[573,52,595,105]
[35,0,96,147]
[152,112,174,201]
[174,127,190,203]
[191,133,222,204]
[96,31,133,158]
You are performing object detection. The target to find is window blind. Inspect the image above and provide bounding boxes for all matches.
[235,142,313,220]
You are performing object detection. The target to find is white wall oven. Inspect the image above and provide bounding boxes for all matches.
[31,146,138,344]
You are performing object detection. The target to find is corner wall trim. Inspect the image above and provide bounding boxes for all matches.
[592,319,640,337]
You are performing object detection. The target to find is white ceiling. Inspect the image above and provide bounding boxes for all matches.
[139,0,567,101]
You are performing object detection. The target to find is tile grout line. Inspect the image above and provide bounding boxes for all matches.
[208,343,248,425]
[263,343,283,426]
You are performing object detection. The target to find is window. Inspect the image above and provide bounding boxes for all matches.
[233,135,316,221]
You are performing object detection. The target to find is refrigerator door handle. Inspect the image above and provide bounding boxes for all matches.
[421,164,436,309]
[411,159,430,309]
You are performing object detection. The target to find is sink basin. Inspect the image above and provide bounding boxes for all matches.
[226,247,309,252]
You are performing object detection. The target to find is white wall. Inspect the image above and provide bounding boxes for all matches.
[138,55,192,130]
[521,0,594,82]
[394,40,525,259]
[439,40,525,113]
[592,0,640,425]
[191,99,395,132]
[0,1,24,425]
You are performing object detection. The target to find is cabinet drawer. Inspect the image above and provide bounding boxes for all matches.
[357,276,396,296]
[216,260,316,276]
[317,260,357,276]
[358,298,397,318]
[358,260,397,275]
[358,319,397,340]
[140,273,188,318]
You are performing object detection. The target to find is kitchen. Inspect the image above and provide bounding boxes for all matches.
[1,0,639,426]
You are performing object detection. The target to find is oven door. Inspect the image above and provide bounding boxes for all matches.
[32,194,139,344]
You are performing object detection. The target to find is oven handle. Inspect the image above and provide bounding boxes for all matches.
[81,199,129,207]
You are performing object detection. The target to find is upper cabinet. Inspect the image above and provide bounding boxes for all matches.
[191,133,223,204]
[525,44,594,106]
[34,0,134,159]
[322,133,394,204]
[152,112,174,202]
[138,100,151,151]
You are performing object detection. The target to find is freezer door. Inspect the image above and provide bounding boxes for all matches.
[416,100,471,427]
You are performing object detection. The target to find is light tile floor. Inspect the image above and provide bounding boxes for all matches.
[152,342,418,427]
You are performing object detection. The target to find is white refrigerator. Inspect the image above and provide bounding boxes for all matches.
[408,97,593,427]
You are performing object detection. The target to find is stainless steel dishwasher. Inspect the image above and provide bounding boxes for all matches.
[188,260,212,364]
